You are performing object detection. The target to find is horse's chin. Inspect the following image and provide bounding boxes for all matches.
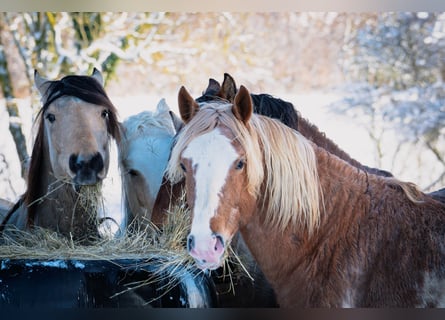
[194,259,223,272]
[72,178,103,193]
[73,175,103,189]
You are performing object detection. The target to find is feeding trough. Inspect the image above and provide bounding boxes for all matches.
[0,257,215,308]
[0,203,276,308]
[0,203,219,308]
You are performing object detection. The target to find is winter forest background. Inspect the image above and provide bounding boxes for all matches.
[1,12,445,209]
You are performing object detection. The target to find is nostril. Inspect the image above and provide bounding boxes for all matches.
[69,153,104,175]
[214,234,225,254]
[90,153,104,173]
[187,234,195,252]
[69,154,79,173]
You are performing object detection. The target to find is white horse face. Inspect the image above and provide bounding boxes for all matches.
[120,99,181,221]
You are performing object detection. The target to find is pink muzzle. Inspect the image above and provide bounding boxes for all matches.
[187,233,225,270]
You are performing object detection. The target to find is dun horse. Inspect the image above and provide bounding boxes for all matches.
[166,85,445,307]
[0,69,120,243]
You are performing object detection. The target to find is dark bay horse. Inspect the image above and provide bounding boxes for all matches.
[0,69,121,243]
[167,85,445,307]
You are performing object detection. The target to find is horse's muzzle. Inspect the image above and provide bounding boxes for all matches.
[69,152,104,185]
[187,233,225,271]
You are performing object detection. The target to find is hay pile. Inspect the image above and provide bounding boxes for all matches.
[0,198,250,284]
[0,201,191,261]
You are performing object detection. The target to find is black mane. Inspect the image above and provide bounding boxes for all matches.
[249,93,299,130]
[196,92,300,130]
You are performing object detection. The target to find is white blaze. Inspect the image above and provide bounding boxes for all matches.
[183,128,238,242]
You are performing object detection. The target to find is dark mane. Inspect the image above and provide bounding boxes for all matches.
[24,116,45,224]
[250,94,299,130]
[195,94,229,104]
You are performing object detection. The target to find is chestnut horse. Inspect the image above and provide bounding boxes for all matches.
[118,98,182,231]
[0,69,120,243]
[166,85,445,307]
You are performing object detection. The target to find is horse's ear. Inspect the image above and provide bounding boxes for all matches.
[203,78,221,95]
[169,111,184,133]
[34,70,52,99]
[156,98,184,133]
[232,85,253,124]
[91,67,104,86]
[220,73,237,102]
[156,98,170,114]
[178,86,199,124]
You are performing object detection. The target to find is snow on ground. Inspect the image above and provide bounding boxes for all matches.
[0,91,441,225]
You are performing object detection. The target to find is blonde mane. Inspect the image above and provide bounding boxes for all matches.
[167,103,321,233]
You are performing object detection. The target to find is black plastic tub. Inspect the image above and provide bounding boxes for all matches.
[0,258,216,308]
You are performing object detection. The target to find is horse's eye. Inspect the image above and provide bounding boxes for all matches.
[101,109,109,119]
[128,169,139,177]
[235,159,245,170]
[46,113,56,123]
[180,163,187,172]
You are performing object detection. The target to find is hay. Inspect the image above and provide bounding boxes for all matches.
[0,201,190,261]
[0,195,251,299]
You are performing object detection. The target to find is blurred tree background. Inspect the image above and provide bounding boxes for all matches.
[0,12,444,201]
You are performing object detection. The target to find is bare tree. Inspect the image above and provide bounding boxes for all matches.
[0,14,29,179]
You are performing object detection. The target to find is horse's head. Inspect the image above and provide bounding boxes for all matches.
[167,85,259,270]
[34,69,120,187]
[119,99,182,224]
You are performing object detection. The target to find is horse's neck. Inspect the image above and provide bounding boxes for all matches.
[297,117,363,168]
[239,146,373,306]
[24,153,100,240]
[315,144,372,210]
[36,180,101,239]
[240,213,314,306]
